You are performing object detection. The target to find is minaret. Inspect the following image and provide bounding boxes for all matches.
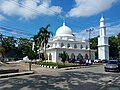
[98,16,109,60]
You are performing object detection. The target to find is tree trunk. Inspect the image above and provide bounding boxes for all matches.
[44,42,46,62]
[39,48,40,61]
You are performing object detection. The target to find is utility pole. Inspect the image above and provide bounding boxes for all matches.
[118,46,120,61]
[86,28,94,60]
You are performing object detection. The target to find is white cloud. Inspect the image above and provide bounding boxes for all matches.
[67,0,118,17]
[75,22,120,39]
[0,14,6,21]
[0,0,62,20]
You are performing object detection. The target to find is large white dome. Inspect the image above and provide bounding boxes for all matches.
[56,23,73,37]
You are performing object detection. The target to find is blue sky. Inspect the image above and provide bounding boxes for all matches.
[0,0,120,39]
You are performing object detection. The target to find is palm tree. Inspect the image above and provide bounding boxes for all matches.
[32,34,42,60]
[36,24,53,60]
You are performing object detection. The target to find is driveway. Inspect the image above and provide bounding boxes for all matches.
[0,64,120,90]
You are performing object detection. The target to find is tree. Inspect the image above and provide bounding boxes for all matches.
[40,25,53,59]
[34,24,53,60]
[18,38,32,57]
[0,35,17,61]
[0,47,5,61]
[28,50,38,60]
[0,34,5,61]
[59,51,68,64]
[90,34,120,60]
[90,37,98,59]
[32,34,42,60]
[109,36,119,59]
[117,33,120,46]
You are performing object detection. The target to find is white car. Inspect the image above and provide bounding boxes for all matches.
[94,59,102,63]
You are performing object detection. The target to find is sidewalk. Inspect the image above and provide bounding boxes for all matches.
[0,71,34,78]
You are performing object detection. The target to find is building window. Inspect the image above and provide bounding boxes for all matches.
[74,44,77,48]
[67,43,70,48]
[80,45,83,49]
[61,43,64,47]
[49,53,52,60]
[86,45,88,49]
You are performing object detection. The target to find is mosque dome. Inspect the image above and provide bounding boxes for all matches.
[56,23,73,37]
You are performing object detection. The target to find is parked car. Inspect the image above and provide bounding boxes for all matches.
[94,59,102,63]
[75,59,80,64]
[102,59,108,63]
[104,60,120,72]
[74,59,86,64]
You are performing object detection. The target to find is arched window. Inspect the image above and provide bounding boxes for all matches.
[67,43,70,48]
[74,44,77,48]
[61,43,64,47]
[80,45,83,49]
[86,45,88,49]
[49,53,52,60]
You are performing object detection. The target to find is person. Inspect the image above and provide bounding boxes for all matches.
[89,59,92,65]
[86,59,89,66]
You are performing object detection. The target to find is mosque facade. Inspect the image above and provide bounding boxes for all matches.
[45,22,96,62]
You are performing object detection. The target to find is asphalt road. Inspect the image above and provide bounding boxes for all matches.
[0,64,120,90]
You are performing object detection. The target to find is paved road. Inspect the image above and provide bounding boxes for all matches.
[0,65,120,90]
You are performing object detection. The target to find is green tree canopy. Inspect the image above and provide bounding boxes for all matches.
[59,51,68,64]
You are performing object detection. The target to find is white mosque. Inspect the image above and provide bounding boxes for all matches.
[45,22,96,63]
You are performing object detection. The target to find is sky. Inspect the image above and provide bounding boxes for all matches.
[0,0,120,39]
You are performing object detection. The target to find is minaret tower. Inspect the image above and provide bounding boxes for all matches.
[98,16,109,60]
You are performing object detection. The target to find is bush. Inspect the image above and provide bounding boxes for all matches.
[35,62,80,68]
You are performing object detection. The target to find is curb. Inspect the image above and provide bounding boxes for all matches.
[38,64,58,69]
[65,66,90,70]
[0,71,34,78]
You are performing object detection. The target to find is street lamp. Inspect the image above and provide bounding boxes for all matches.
[86,28,94,60]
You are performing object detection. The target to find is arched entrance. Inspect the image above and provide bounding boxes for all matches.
[77,53,83,60]
[70,53,75,63]
[85,54,88,59]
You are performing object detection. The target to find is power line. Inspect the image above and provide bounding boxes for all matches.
[0,33,32,42]
[86,28,94,60]
[0,25,34,36]
[12,0,90,29]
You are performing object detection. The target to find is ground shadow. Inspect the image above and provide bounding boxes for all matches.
[0,71,120,90]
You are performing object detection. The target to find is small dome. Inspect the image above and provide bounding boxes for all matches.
[82,38,86,42]
[56,23,73,37]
